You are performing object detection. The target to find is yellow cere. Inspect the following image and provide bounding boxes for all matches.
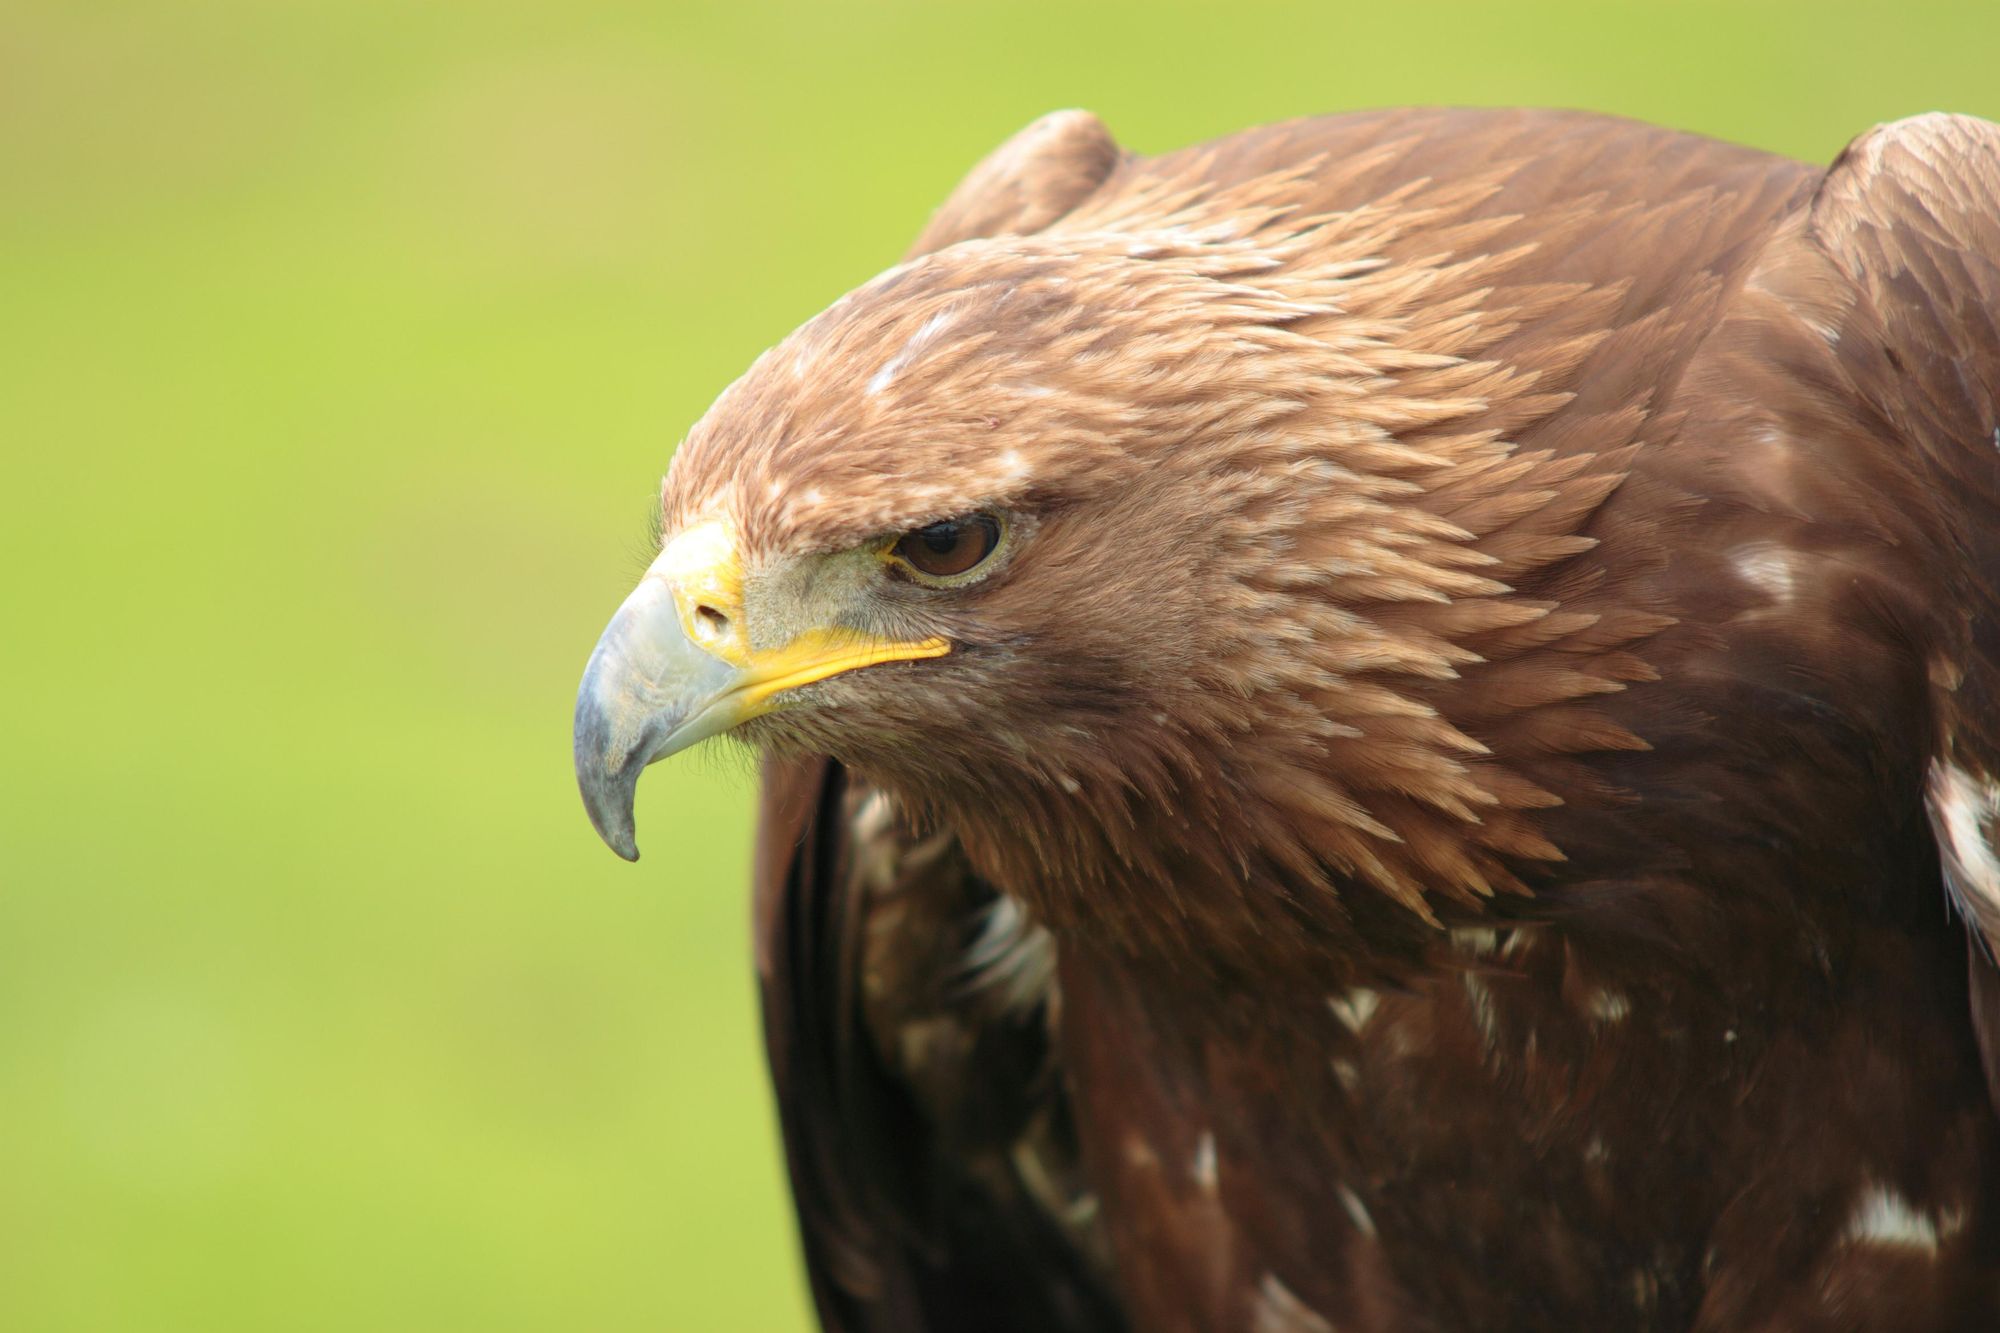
[655,520,752,667]
[656,519,950,709]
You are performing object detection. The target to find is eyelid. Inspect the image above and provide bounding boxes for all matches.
[880,511,1010,587]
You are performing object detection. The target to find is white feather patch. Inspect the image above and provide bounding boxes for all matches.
[1451,927,1498,958]
[964,893,1057,1018]
[1337,1183,1377,1239]
[1732,543,1800,605]
[1926,759,2000,951]
[1585,989,1631,1024]
[1251,1274,1336,1333]
[865,307,961,395]
[1327,988,1380,1033]
[1463,973,1499,1056]
[1192,1131,1217,1191]
[1845,1184,1966,1255]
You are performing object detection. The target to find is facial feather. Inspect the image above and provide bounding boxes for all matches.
[665,151,1695,979]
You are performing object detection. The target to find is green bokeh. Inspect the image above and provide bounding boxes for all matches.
[4,1,1998,1328]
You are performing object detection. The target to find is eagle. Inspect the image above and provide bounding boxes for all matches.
[573,107,2000,1330]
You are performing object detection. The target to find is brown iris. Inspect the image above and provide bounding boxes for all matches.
[892,513,1003,580]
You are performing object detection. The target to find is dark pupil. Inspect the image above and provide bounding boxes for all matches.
[898,513,998,576]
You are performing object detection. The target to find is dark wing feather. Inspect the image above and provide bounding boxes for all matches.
[752,111,1125,1333]
[753,755,1120,1333]
[1809,114,2000,1113]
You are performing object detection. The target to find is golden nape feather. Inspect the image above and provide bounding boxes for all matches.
[573,107,2000,1331]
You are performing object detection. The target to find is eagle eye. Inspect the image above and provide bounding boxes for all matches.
[891,513,1003,582]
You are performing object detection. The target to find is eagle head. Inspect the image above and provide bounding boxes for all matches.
[576,180,1584,961]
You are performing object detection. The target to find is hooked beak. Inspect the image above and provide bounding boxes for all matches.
[573,520,949,860]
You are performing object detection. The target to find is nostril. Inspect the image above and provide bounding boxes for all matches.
[694,604,730,639]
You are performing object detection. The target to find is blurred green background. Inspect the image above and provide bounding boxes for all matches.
[5,0,1999,1328]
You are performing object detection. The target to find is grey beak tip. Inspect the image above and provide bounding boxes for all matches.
[577,756,645,863]
[574,570,737,863]
[574,661,647,863]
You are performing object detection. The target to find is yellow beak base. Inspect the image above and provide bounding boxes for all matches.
[573,521,948,859]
